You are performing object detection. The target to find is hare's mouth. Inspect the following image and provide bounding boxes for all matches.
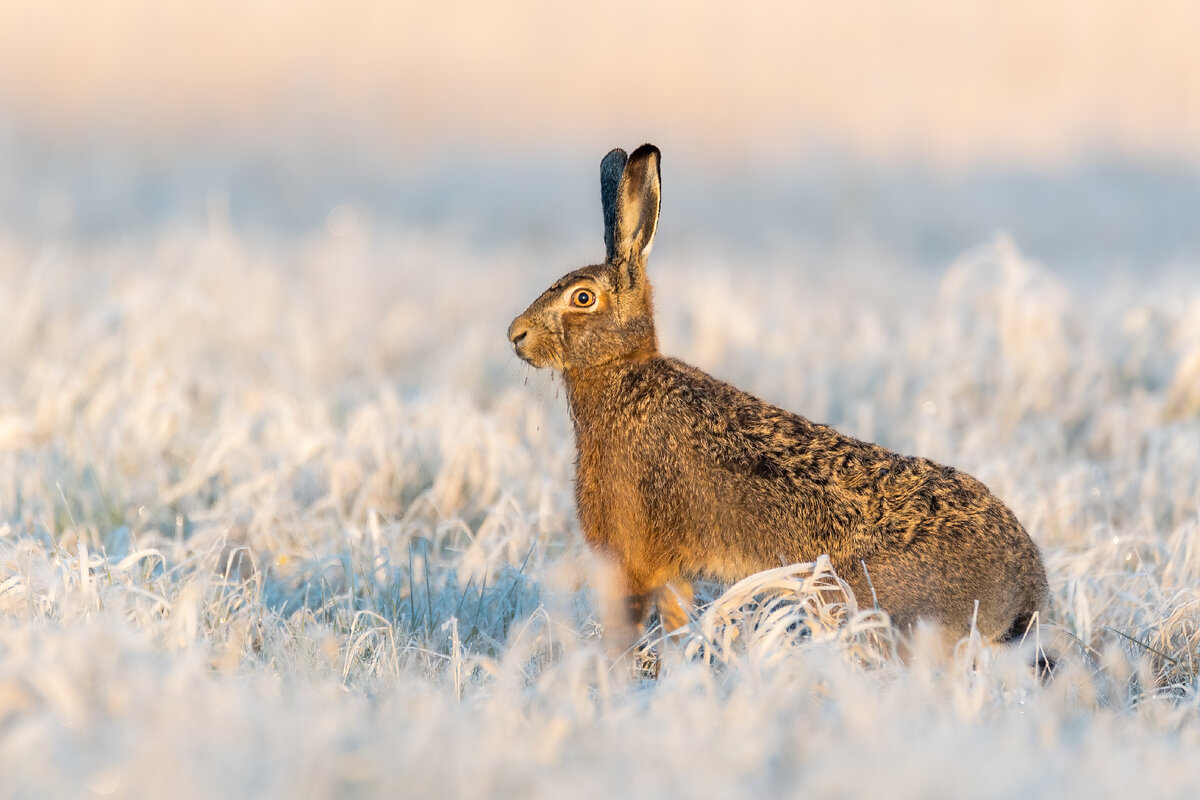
[508,317,564,369]
[511,335,561,370]
[512,341,537,367]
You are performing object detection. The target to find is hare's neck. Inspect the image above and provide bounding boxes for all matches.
[562,363,612,417]
[621,333,659,363]
[562,356,651,433]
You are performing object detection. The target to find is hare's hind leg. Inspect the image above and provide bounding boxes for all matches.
[658,579,694,636]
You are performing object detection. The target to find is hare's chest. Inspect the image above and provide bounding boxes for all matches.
[571,424,656,546]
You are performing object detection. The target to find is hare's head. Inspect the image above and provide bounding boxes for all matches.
[508,144,662,371]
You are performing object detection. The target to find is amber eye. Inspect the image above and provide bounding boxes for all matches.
[570,287,596,308]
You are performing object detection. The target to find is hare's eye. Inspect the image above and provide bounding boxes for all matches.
[570,288,596,308]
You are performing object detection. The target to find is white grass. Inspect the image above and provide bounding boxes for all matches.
[1,226,1199,798]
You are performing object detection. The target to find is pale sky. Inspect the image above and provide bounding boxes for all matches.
[2,0,1198,167]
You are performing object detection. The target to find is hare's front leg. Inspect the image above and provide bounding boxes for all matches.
[598,563,643,654]
[598,560,667,654]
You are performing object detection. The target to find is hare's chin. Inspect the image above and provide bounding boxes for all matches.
[514,348,556,370]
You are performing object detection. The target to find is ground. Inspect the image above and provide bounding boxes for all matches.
[1,221,1199,798]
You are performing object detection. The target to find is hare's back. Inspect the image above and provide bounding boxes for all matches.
[638,359,1048,635]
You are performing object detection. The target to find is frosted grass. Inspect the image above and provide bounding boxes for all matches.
[0,228,1198,797]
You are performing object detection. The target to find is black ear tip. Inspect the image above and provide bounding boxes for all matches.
[630,143,661,163]
[601,148,628,170]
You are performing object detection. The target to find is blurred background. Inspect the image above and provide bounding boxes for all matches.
[4,6,1200,794]
[2,0,1199,274]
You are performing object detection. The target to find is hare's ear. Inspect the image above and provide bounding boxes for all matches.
[612,144,661,277]
[600,148,628,262]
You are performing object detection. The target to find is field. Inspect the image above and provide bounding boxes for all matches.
[5,2,1200,795]
[2,184,1199,797]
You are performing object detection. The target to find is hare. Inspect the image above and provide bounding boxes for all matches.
[507,144,1049,651]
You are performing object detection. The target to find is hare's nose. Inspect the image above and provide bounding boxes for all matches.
[508,320,530,348]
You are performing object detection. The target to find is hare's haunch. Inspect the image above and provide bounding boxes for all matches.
[508,144,1049,649]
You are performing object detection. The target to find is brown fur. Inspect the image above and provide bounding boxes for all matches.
[508,144,1049,650]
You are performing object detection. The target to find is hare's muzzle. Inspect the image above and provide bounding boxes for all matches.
[508,318,531,359]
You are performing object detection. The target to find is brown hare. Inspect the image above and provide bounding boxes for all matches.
[507,144,1049,652]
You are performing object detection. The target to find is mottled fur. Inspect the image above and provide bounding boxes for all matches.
[508,144,1049,649]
